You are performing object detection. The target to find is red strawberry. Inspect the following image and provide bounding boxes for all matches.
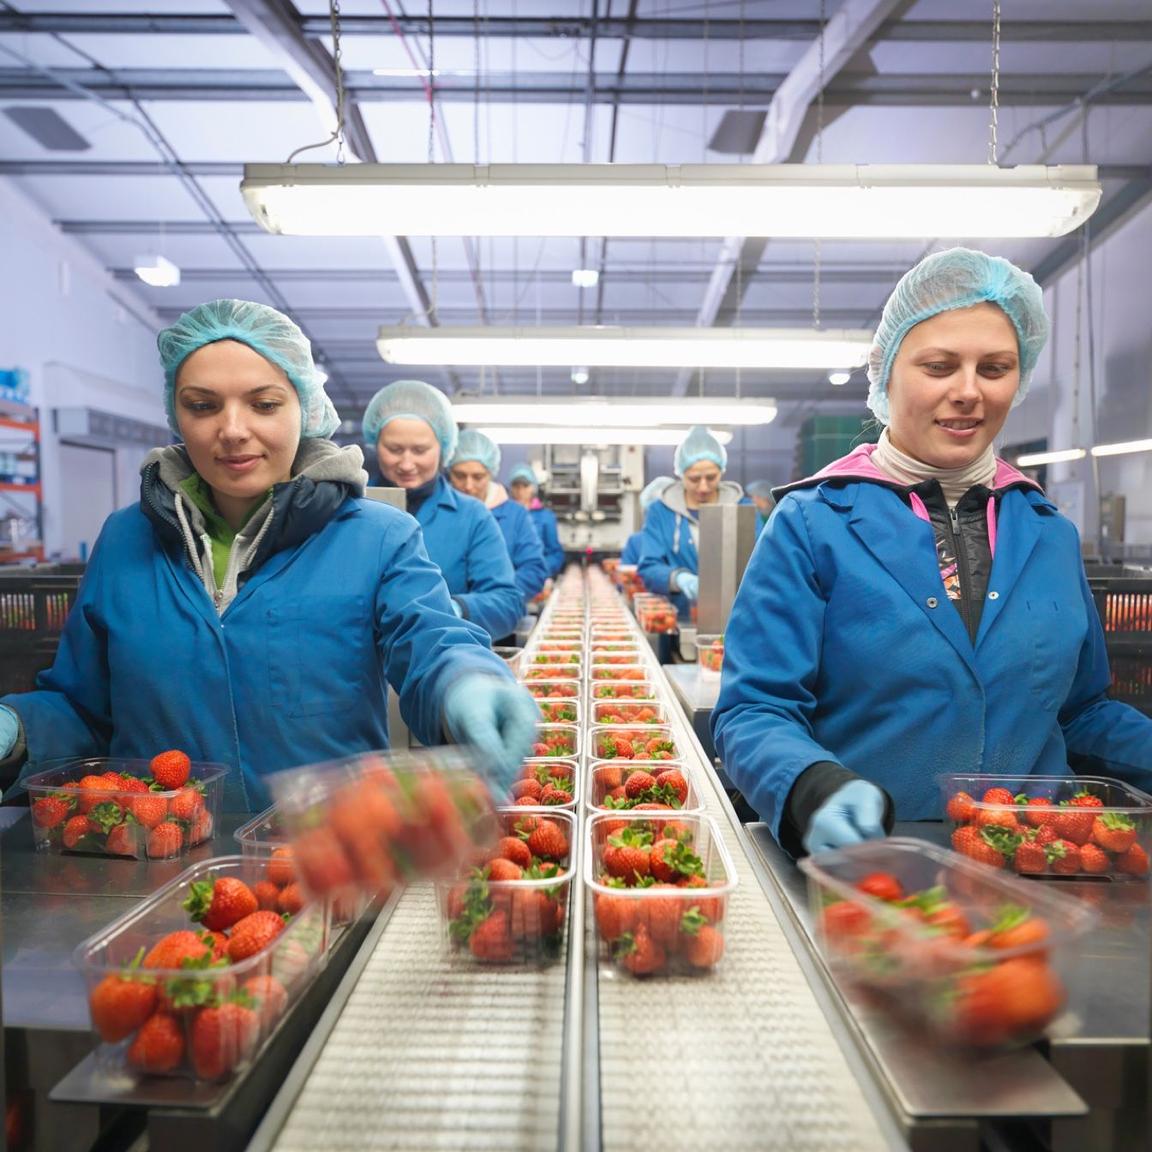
[1052,808,1094,846]
[62,814,94,850]
[265,847,296,888]
[277,883,305,916]
[619,925,667,976]
[226,911,286,963]
[624,770,658,799]
[190,1002,260,1080]
[950,825,1006,868]
[144,930,214,971]
[682,922,726,969]
[88,952,158,1042]
[654,769,689,806]
[130,793,169,830]
[188,808,214,844]
[126,1012,185,1074]
[526,821,569,861]
[169,786,205,822]
[77,775,119,813]
[1090,813,1137,854]
[31,795,71,829]
[1069,791,1105,809]
[105,823,137,856]
[593,889,638,941]
[240,975,289,1026]
[944,791,975,822]
[184,875,259,932]
[469,910,515,962]
[981,787,1016,806]
[252,880,281,911]
[1078,843,1110,875]
[855,871,905,902]
[1047,839,1082,874]
[1115,843,1150,876]
[147,821,183,859]
[486,858,524,883]
[509,777,543,801]
[150,749,191,790]
[1013,839,1048,875]
[289,827,353,895]
[1024,797,1057,828]
[494,836,533,868]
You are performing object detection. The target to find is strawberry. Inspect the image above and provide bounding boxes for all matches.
[618,925,666,976]
[1078,843,1110,875]
[1115,843,1150,876]
[855,871,905,902]
[950,825,1006,868]
[981,787,1017,806]
[190,1002,261,1080]
[240,975,289,1026]
[130,793,169,829]
[290,827,354,895]
[944,792,975,824]
[1024,797,1057,828]
[144,930,214,971]
[508,887,563,942]
[987,909,1049,953]
[509,777,543,802]
[226,911,287,963]
[1013,839,1048,875]
[682,921,725,969]
[253,880,282,911]
[654,769,688,806]
[126,1012,185,1074]
[1052,807,1094,846]
[1069,790,1104,809]
[492,835,533,869]
[88,950,158,1042]
[147,821,183,859]
[469,910,515,962]
[31,795,72,829]
[649,837,705,883]
[150,749,191,790]
[1047,839,1082,874]
[184,875,259,932]
[526,821,569,861]
[593,889,638,941]
[189,808,214,844]
[974,806,1019,831]
[62,814,94,850]
[265,847,296,888]
[485,858,524,883]
[77,774,120,813]
[1090,813,1137,854]
[624,770,658,799]
[169,786,205,822]
[200,930,230,962]
[953,956,1064,1047]
[602,828,651,882]
[277,882,306,916]
[105,823,137,856]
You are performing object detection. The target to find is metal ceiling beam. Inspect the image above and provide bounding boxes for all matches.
[6,68,1152,105]
[676,0,901,398]
[3,13,1151,43]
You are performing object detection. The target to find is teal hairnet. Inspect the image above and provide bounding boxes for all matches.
[157,299,339,439]
[450,428,501,476]
[639,476,674,511]
[745,480,773,499]
[866,247,1049,425]
[361,380,458,462]
[508,464,538,487]
[674,425,727,477]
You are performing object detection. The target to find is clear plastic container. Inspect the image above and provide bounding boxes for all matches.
[589,678,658,701]
[437,808,576,965]
[591,699,667,726]
[507,758,579,810]
[530,640,583,657]
[536,697,580,725]
[937,773,1152,881]
[522,663,584,683]
[267,749,498,901]
[696,634,725,677]
[589,724,677,763]
[73,854,328,1082]
[585,811,736,976]
[799,837,1097,1048]
[522,678,581,700]
[24,757,227,860]
[588,663,650,683]
[530,722,580,761]
[491,646,523,676]
[585,760,698,813]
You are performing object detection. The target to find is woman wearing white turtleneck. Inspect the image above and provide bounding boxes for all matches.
[713,248,1152,859]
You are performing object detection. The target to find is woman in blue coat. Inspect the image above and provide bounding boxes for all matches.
[508,465,566,577]
[637,426,744,619]
[712,249,1152,858]
[363,382,523,643]
[0,301,539,812]
[447,428,548,613]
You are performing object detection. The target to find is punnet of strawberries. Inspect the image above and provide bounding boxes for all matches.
[508,759,577,808]
[801,837,1098,1049]
[941,775,1152,881]
[590,762,693,812]
[524,680,580,699]
[586,812,734,977]
[76,856,327,1083]
[590,664,649,682]
[592,726,677,763]
[440,809,575,964]
[592,701,663,726]
[536,700,579,724]
[591,679,656,700]
[529,724,578,759]
[26,753,227,861]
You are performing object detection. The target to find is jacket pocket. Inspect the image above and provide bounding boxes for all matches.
[1026,597,1082,713]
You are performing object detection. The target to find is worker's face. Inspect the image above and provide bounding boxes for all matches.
[174,339,302,530]
[887,303,1020,469]
[448,460,491,502]
[376,417,442,488]
[682,461,722,509]
[510,480,534,507]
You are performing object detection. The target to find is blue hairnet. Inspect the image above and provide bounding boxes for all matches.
[745,480,773,499]
[508,464,538,487]
[157,299,339,439]
[866,247,1049,425]
[450,428,501,475]
[361,380,458,462]
[639,476,674,511]
[674,425,727,477]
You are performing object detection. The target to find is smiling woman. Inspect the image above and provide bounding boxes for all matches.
[712,247,1152,861]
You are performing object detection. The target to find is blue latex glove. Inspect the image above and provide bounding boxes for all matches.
[450,599,463,617]
[677,572,700,600]
[442,675,539,792]
[803,780,887,855]
[0,705,19,759]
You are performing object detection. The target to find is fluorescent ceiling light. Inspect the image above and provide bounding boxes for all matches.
[379,326,870,370]
[1015,448,1086,466]
[828,370,851,386]
[453,398,776,427]
[242,163,1100,238]
[570,368,590,385]
[571,269,599,288]
[133,255,181,287]
[479,425,734,447]
[1090,439,1152,457]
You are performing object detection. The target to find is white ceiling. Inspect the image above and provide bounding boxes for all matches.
[2,0,1152,426]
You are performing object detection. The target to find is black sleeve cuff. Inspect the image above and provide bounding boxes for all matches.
[780,760,895,859]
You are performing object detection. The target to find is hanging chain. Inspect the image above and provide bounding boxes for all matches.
[329,0,348,163]
[987,0,1001,164]
[812,0,826,330]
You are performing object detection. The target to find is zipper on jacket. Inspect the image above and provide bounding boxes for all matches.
[947,504,974,639]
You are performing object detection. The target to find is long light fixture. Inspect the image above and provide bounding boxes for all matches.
[242,163,1100,239]
[1016,440,1152,468]
[478,426,735,447]
[379,327,870,371]
[452,398,776,428]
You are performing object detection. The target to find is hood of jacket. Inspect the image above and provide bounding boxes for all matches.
[658,478,744,516]
[485,480,508,509]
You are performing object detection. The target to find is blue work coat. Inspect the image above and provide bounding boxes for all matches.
[620,532,643,566]
[4,496,513,812]
[712,471,1152,843]
[416,476,523,641]
[528,505,565,577]
[491,498,548,606]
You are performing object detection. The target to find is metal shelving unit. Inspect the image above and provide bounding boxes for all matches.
[0,399,43,564]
